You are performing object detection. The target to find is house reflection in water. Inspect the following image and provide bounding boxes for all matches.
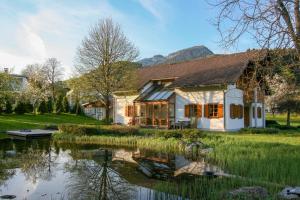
[112,148,224,180]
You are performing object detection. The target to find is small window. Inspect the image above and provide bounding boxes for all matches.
[257,107,262,119]
[208,104,218,118]
[125,105,134,117]
[184,104,202,118]
[252,106,262,119]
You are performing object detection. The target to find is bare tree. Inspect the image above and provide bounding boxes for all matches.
[210,0,300,55]
[76,18,139,122]
[43,58,63,101]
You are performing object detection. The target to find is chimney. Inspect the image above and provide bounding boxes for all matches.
[4,68,9,73]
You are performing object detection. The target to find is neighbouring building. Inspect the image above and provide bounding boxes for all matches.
[82,100,107,120]
[113,51,268,131]
[1,68,28,91]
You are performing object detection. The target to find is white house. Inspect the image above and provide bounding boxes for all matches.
[113,51,267,131]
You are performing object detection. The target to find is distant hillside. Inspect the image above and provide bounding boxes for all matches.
[138,45,214,67]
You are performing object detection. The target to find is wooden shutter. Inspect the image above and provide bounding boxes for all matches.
[230,104,234,119]
[239,105,243,119]
[218,104,223,118]
[204,104,209,118]
[125,106,129,117]
[253,107,256,118]
[197,104,202,117]
[184,105,190,117]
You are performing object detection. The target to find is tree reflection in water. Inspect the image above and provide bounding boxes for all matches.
[66,149,135,200]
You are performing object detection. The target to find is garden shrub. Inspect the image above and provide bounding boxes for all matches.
[5,100,13,114]
[58,124,98,136]
[38,100,47,114]
[14,101,26,114]
[266,120,279,126]
[97,125,139,136]
[240,127,279,134]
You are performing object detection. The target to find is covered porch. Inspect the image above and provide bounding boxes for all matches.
[133,90,175,128]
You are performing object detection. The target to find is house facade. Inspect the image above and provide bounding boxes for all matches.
[113,51,267,131]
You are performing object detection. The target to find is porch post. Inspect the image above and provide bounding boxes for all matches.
[167,102,169,129]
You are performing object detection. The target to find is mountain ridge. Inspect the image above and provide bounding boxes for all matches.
[138,45,214,67]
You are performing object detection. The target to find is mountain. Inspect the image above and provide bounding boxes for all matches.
[138,45,214,67]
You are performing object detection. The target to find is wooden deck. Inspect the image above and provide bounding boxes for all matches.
[6,129,56,138]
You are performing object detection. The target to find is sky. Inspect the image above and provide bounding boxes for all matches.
[0,0,256,77]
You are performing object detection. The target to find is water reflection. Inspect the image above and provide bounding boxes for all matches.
[0,139,221,200]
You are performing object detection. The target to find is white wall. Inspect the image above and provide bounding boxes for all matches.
[84,107,106,120]
[250,103,264,127]
[175,89,225,131]
[114,95,138,125]
[224,85,244,131]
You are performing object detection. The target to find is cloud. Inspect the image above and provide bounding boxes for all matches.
[137,0,169,22]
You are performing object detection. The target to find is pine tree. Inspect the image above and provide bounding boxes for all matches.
[14,102,26,115]
[55,96,63,114]
[5,100,12,114]
[62,96,70,113]
[47,98,53,113]
[38,100,47,114]
[72,100,82,115]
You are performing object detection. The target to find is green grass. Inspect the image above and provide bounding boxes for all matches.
[0,113,103,132]
[266,113,300,126]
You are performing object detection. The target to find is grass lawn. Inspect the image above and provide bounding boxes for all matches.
[266,113,300,126]
[0,113,102,133]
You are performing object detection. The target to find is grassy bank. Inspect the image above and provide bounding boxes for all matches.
[0,113,102,132]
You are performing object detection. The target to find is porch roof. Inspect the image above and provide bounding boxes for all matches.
[134,87,174,102]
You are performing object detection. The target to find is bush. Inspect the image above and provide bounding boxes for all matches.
[62,96,70,113]
[266,120,280,126]
[38,100,47,114]
[24,102,33,113]
[240,127,279,134]
[55,96,63,114]
[58,124,98,136]
[5,100,13,114]
[14,101,26,114]
[47,99,53,113]
[44,124,58,130]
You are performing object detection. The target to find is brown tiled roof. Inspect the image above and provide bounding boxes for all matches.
[137,51,264,89]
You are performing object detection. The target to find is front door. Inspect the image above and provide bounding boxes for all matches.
[244,106,250,127]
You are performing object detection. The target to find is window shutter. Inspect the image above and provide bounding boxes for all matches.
[197,104,202,117]
[125,106,128,117]
[184,105,190,117]
[218,104,223,118]
[230,104,234,119]
[204,104,209,118]
[239,105,243,119]
[253,107,256,118]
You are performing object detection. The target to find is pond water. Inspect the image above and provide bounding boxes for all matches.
[0,138,222,200]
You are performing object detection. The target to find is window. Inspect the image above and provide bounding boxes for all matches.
[204,104,223,118]
[125,105,134,117]
[252,106,262,119]
[257,107,262,118]
[230,104,244,119]
[184,104,202,118]
[208,104,218,118]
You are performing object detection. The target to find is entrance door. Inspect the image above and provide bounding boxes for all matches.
[244,106,250,127]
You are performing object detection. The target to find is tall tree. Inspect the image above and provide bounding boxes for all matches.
[43,58,63,101]
[76,18,139,122]
[22,64,49,113]
[211,0,300,54]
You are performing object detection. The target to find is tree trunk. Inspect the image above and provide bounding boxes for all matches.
[105,97,110,124]
[287,109,291,126]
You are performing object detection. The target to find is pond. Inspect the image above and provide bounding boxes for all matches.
[0,138,223,200]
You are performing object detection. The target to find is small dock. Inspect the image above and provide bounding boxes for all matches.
[6,129,56,138]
